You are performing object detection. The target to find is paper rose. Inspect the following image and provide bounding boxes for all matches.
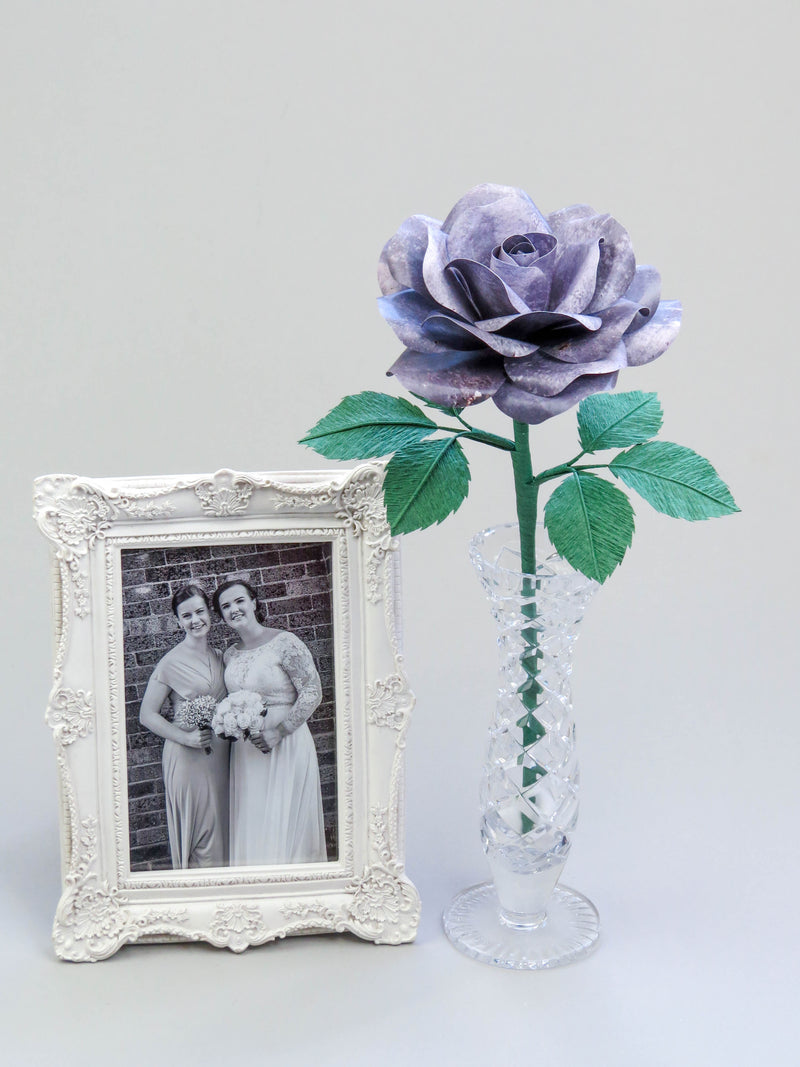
[378,183,681,423]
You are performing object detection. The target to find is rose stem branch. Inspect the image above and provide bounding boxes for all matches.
[460,428,516,451]
[537,452,589,482]
[434,417,515,452]
[537,459,607,484]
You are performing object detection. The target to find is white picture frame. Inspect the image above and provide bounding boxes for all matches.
[34,464,420,962]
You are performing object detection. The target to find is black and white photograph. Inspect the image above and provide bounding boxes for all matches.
[121,541,338,872]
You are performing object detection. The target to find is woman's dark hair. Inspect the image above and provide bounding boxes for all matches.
[171,583,211,617]
[212,578,266,624]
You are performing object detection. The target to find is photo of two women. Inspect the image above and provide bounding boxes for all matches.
[121,542,337,873]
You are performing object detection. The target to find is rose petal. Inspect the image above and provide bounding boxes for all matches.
[498,232,557,265]
[590,216,636,311]
[443,184,552,265]
[491,233,556,310]
[546,203,597,233]
[622,265,662,335]
[623,300,682,366]
[548,207,635,311]
[538,300,639,364]
[446,259,530,317]
[493,371,620,424]
[549,240,602,314]
[490,260,551,312]
[423,313,540,357]
[388,348,505,407]
[475,309,603,342]
[377,290,454,354]
[503,342,628,397]
[378,214,441,296]
[421,223,475,319]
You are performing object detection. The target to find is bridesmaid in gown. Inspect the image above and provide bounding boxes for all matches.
[212,578,327,867]
[139,584,229,868]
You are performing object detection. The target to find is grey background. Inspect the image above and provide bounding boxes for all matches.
[2,1,797,1064]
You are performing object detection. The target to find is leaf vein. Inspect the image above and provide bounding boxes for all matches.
[572,473,600,573]
[301,418,433,441]
[391,439,458,527]
[613,461,732,504]
[584,396,653,450]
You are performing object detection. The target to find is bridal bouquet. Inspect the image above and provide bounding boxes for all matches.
[175,694,217,754]
[211,690,266,743]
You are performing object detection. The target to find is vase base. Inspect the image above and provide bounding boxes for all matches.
[442,882,599,970]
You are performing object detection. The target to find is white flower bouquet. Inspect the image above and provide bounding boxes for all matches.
[175,694,217,730]
[175,694,218,754]
[211,690,265,743]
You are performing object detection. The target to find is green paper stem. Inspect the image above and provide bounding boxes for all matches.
[509,420,545,833]
[511,422,538,575]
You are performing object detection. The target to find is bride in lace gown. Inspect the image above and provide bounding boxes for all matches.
[213,579,327,866]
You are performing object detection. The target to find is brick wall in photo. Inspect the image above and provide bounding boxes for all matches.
[122,541,337,872]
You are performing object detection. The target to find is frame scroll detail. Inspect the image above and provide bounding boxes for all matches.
[53,818,190,963]
[36,464,420,960]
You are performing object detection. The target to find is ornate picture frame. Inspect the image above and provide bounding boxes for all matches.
[34,464,420,962]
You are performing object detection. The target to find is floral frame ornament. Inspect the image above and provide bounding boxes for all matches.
[34,465,420,962]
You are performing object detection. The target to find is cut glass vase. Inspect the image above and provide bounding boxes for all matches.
[442,524,600,969]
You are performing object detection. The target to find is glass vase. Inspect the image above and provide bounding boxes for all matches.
[442,523,600,969]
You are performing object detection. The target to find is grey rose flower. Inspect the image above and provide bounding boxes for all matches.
[378,183,681,423]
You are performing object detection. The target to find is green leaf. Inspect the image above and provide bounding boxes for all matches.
[300,391,436,460]
[577,390,663,452]
[544,471,635,583]
[383,438,470,535]
[610,441,740,520]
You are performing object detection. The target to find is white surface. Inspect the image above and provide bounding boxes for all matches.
[2,1,797,1063]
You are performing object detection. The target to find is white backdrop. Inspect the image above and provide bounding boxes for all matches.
[2,2,797,1064]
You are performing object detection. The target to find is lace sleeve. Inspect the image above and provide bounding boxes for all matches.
[277,633,323,734]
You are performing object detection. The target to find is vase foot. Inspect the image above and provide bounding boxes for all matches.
[442,882,599,970]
